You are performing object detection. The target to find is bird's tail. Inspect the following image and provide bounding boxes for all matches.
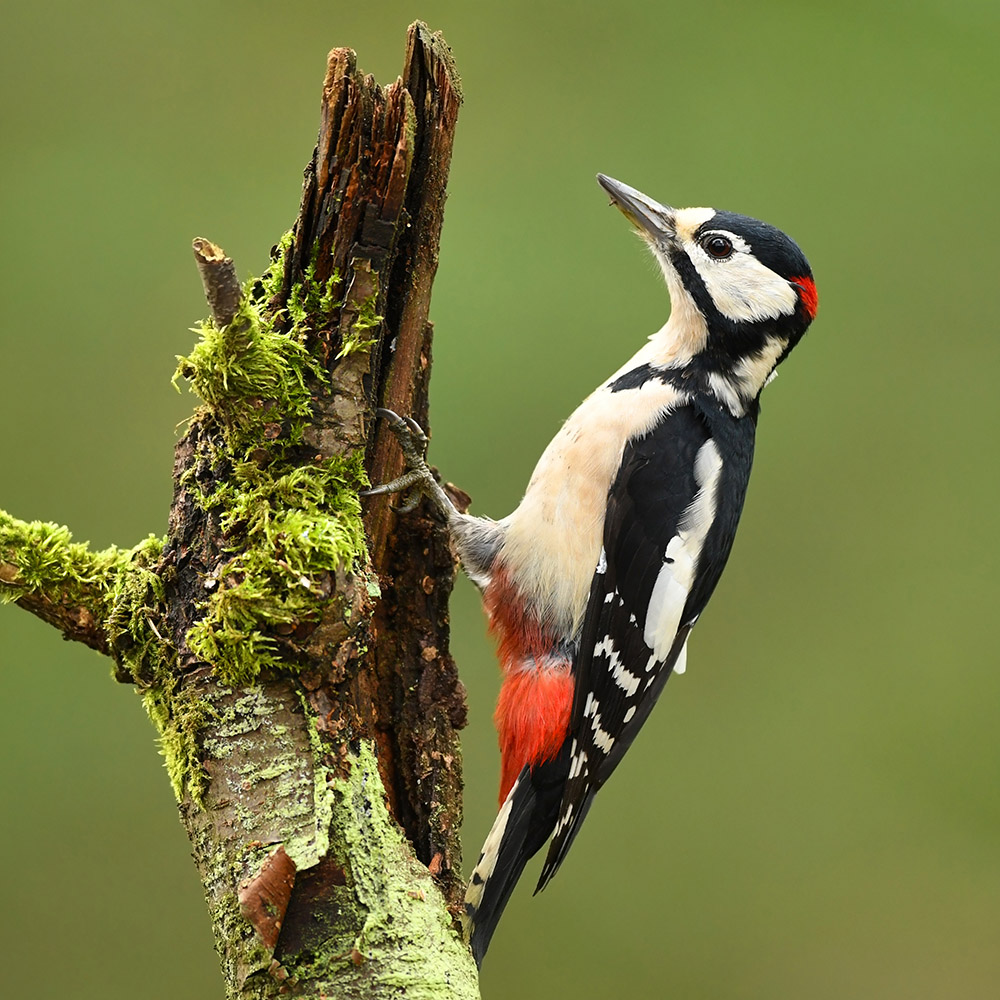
[463,749,569,966]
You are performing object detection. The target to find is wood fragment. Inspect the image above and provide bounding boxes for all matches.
[238,846,297,953]
[192,237,241,327]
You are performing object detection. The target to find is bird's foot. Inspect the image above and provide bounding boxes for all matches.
[362,408,454,516]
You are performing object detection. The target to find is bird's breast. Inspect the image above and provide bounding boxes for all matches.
[499,374,686,639]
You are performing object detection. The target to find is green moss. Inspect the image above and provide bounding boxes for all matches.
[184,448,368,688]
[0,516,214,806]
[2,233,375,806]
[141,676,213,803]
[338,291,382,359]
[286,257,341,330]
[260,230,295,301]
[104,534,168,672]
[174,300,318,459]
[0,513,122,609]
[100,535,217,803]
[0,518,171,673]
[174,234,342,459]
[0,516,209,802]
[174,236,373,689]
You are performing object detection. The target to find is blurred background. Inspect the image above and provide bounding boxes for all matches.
[1,1,998,997]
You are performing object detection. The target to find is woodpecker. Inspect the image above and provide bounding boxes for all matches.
[365,174,818,965]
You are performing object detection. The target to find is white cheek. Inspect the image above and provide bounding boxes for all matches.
[690,248,798,323]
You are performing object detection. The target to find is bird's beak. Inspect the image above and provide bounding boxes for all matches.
[597,174,676,242]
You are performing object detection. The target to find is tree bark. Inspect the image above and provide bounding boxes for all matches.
[0,22,477,999]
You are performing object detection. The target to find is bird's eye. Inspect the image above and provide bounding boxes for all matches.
[704,235,734,259]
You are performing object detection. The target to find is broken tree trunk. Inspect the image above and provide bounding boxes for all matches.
[0,22,478,999]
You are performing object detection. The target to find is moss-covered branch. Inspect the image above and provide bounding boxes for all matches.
[0,511,162,656]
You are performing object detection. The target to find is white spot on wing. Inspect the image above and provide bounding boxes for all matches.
[673,638,689,675]
[568,739,588,779]
[553,802,574,837]
[590,712,615,753]
[681,440,723,537]
[613,663,641,697]
[582,693,615,754]
[595,635,641,697]
[643,537,694,659]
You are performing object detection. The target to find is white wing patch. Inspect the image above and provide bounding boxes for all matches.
[643,439,722,659]
[643,536,693,659]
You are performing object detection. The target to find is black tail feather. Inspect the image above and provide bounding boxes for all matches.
[534,782,597,894]
[465,748,570,965]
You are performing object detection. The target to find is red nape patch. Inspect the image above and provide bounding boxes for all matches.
[791,275,819,319]
[495,667,574,804]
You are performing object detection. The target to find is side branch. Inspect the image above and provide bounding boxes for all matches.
[0,511,117,652]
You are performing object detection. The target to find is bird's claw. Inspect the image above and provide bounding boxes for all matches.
[402,414,428,449]
[361,408,440,512]
[393,492,423,515]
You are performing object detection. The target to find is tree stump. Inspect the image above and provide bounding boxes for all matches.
[0,22,479,999]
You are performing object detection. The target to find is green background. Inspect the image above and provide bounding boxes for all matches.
[1,1,997,997]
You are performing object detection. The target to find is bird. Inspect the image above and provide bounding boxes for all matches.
[364,174,818,965]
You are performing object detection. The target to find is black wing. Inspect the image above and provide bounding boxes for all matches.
[536,398,756,890]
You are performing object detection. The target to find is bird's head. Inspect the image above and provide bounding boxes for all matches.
[598,174,817,412]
